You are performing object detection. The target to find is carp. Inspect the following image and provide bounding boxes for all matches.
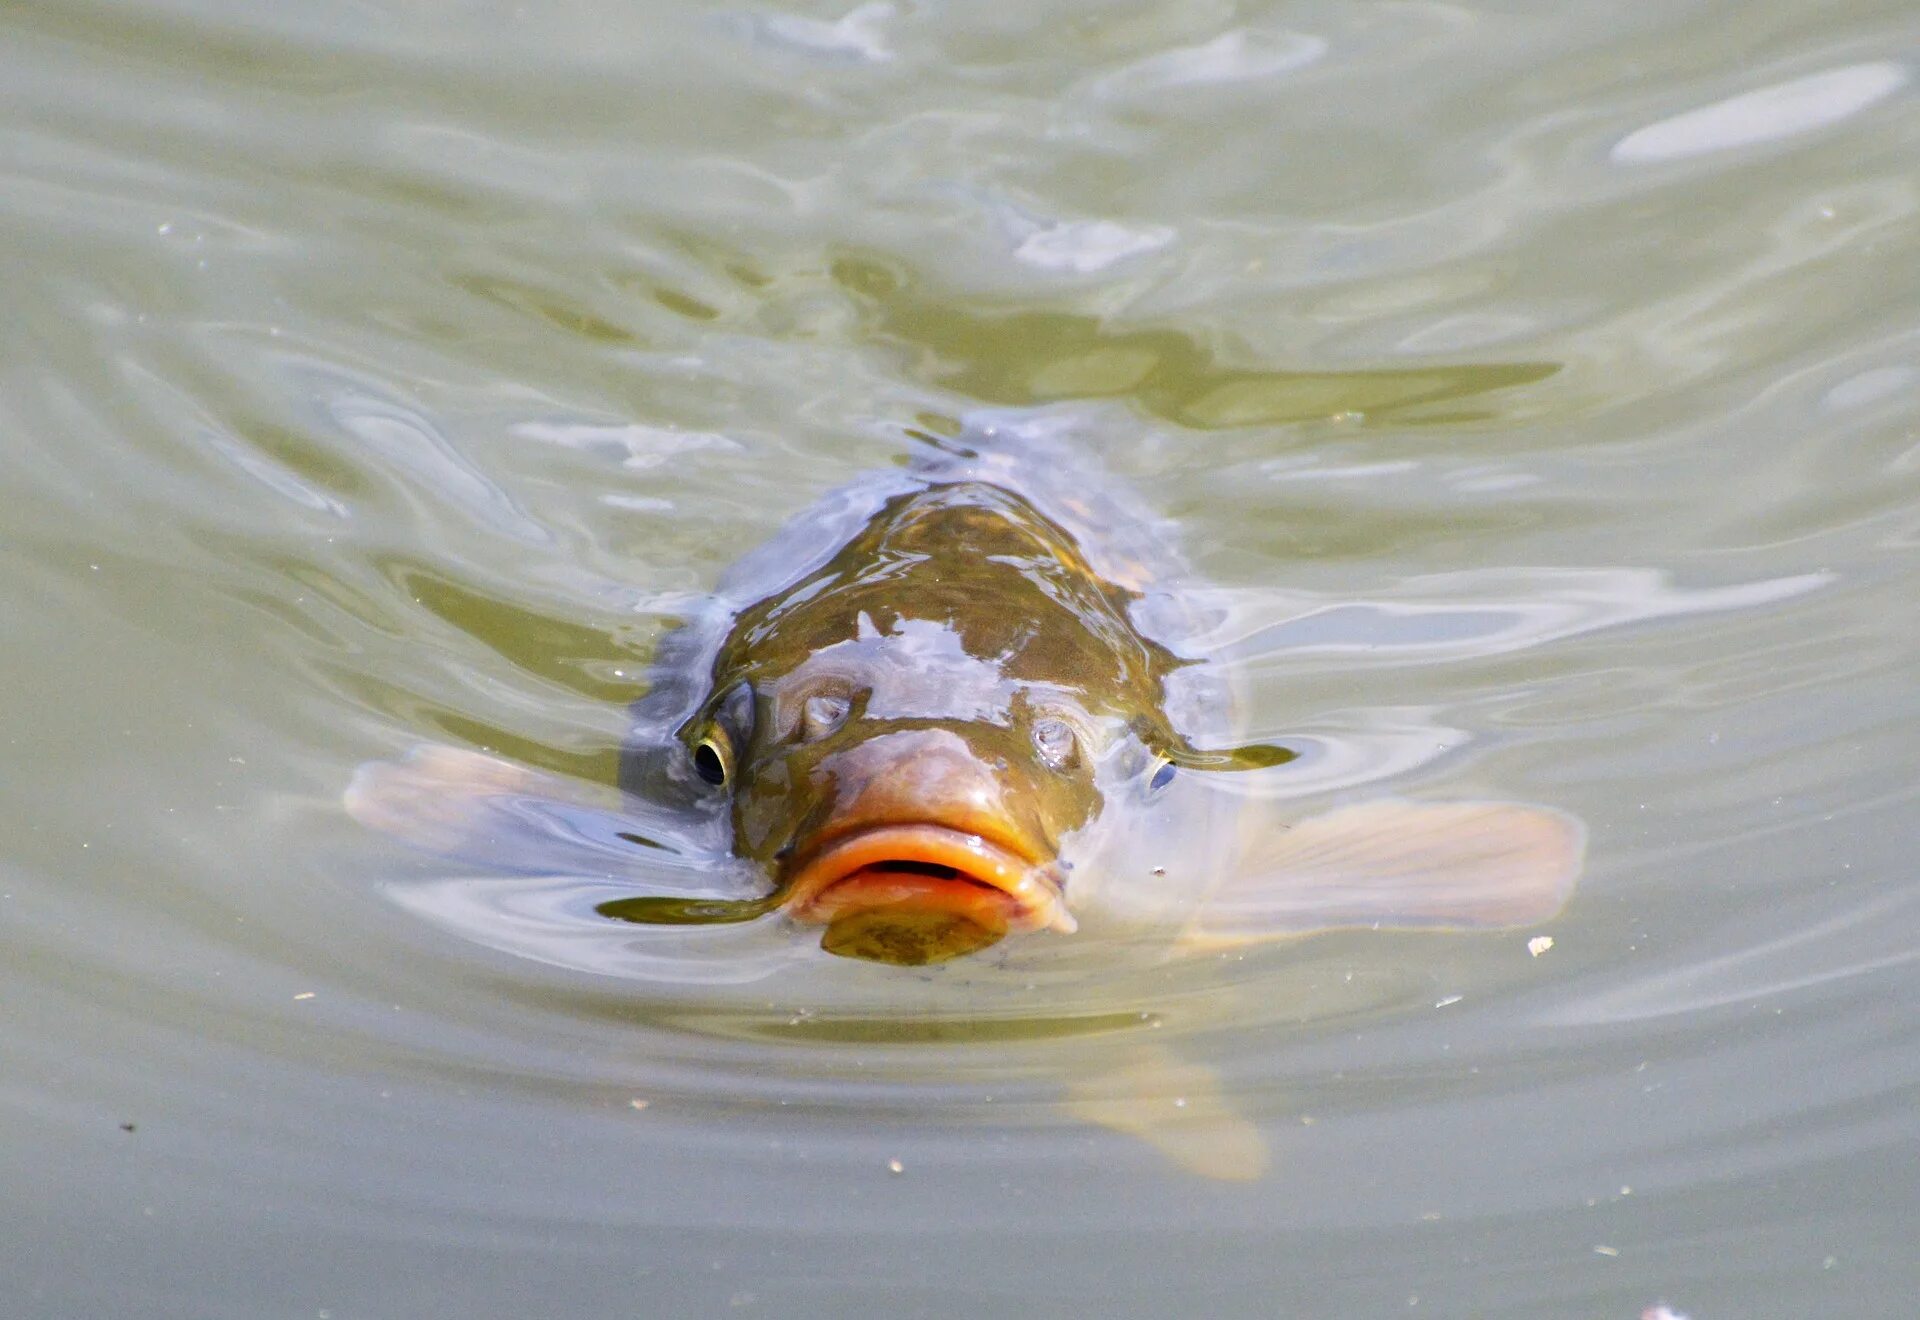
[347,413,1580,1173]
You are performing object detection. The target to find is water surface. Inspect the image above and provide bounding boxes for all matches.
[3,1,1916,1315]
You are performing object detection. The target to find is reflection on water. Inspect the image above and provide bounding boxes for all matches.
[1612,61,1909,163]
[2,0,1916,1315]
[1546,886,1920,1025]
[833,254,1561,427]
[1201,565,1834,664]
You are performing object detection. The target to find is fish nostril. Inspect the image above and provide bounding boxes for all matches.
[801,692,852,742]
[1032,717,1078,770]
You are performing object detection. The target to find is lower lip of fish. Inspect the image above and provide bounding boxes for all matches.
[784,825,1076,935]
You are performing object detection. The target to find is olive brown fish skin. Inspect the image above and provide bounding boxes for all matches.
[618,440,1215,962]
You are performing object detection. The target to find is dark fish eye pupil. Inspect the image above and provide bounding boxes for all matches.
[1149,762,1176,791]
[693,741,727,786]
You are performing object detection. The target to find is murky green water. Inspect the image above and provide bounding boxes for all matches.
[4,2,1916,1315]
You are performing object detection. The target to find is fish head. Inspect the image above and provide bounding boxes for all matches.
[678,633,1141,963]
[663,481,1196,965]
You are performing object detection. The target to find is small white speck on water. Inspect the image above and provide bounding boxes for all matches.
[1172,1097,1187,1109]
[1434,994,1463,1008]
[887,1158,904,1174]
[1594,1244,1620,1257]
[292,992,315,1001]
[1528,935,1554,957]
[629,1098,650,1111]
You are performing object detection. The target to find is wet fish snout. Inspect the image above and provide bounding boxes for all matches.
[780,726,1076,953]
[810,727,1014,838]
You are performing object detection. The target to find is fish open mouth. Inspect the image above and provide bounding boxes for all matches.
[783,824,1076,936]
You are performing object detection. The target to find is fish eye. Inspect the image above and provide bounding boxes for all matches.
[693,734,731,787]
[1032,717,1078,770]
[1149,760,1177,792]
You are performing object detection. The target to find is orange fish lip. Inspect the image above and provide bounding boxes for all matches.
[783,824,1077,935]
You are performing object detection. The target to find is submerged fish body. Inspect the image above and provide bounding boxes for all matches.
[350,417,1581,963]
[345,414,1582,1175]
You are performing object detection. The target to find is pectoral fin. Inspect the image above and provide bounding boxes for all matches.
[1184,800,1582,951]
[345,744,691,875]
[1064,1042,1270,1181]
